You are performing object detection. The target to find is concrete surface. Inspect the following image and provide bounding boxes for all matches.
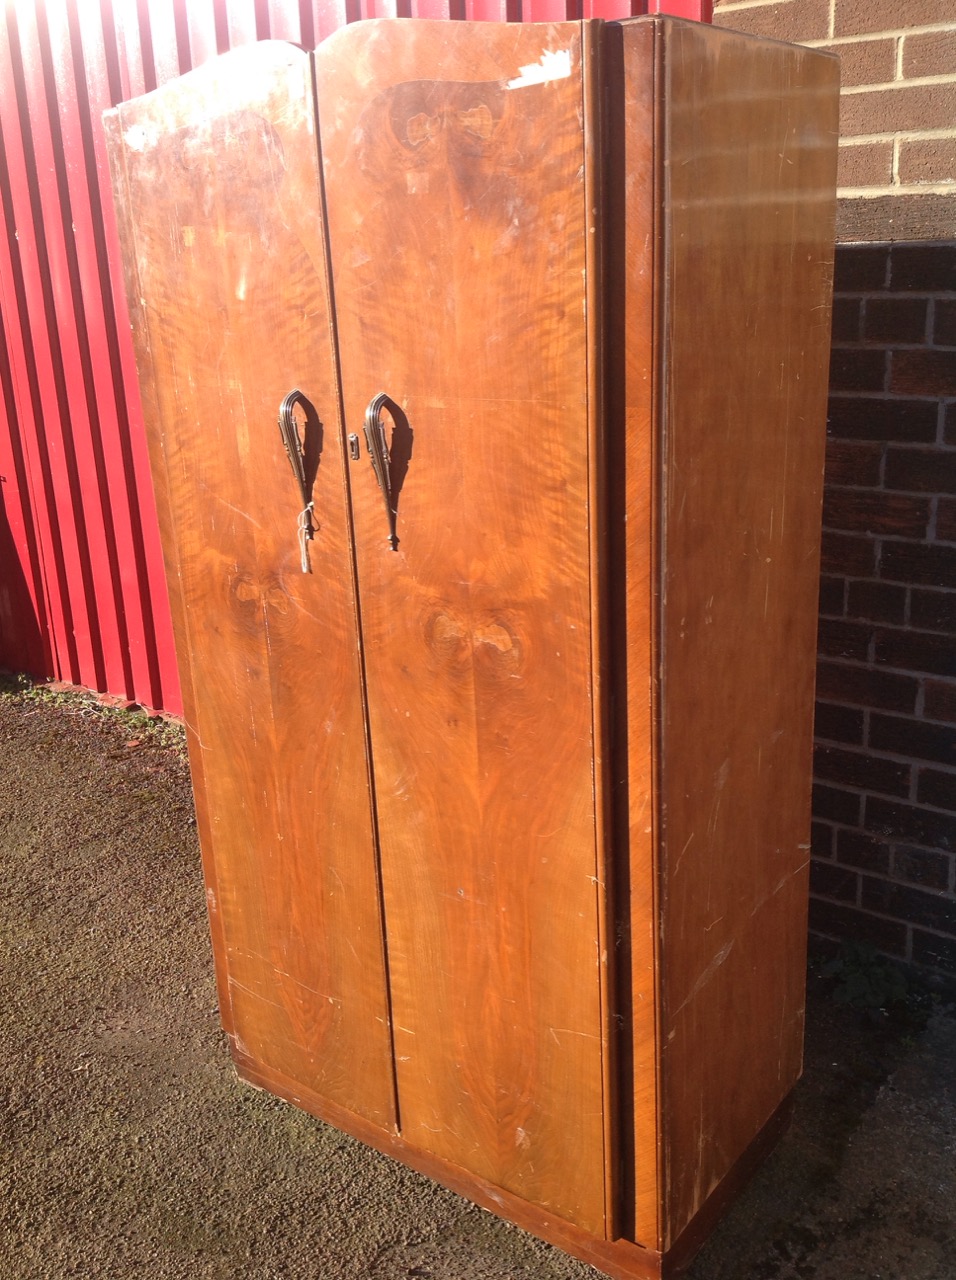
[1,682,953,1279]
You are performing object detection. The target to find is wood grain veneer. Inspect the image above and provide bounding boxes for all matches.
[315,19,610,1234]
[105,43,397,1128]
[105,17,838,1277]
[651,20,839,1248]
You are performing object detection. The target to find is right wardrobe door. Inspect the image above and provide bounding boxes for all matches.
[315,18,616,1239]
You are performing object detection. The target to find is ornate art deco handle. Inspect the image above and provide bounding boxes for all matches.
[278,389,317,573]
[363,392,399,551]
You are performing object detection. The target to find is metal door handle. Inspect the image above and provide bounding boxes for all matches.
[363,392,399,551]
[278,389,317,572]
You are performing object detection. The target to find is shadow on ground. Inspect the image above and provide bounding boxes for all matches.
[0,682,953,1279]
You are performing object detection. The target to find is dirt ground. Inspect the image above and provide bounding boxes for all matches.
[1,680,953,1280]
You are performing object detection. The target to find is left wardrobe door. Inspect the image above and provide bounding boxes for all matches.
[105,43,397,1130]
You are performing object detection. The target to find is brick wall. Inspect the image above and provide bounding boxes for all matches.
[715,2,956,979]
[815,242,956,974]
[714,0,956,241]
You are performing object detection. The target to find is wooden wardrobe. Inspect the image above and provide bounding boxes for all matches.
[105,17,838,1277]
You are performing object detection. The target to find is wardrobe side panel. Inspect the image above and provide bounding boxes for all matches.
[315,19,610,1236]
[104,108,235,1042]
[104,44,397,1128]
[654,22,838,1247]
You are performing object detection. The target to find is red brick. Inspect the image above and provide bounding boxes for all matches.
[866,794,956,851]
[912,928,956,973]
[899,138,956,187]
[938,498,956,542]
[816,659,919,713]
[819,618,873,661]
[714,0,831,42]
[822,488,930,537]
[925,679,956,722]
[847,580,907,624]
[891,349,956,396]
[838,142,893,188]
[841,84,956,136]
[838,195,956,245]
[834,245,891,293]
[870,710,956,763]
[861,876,956,933]
[815,743,911,795]
[934,300,956,347]
[881,540,956,588]
[911,588,956,632]
[831,297,862,343]
[891,244,956,293]
[812,820,835,856]
[884,447,956,495]
[811,859,860,903]
[874,628,956,678]
[808,897,907,955]
[827,396,938,443]
[822,37,897,88]
[903,29,956,79]
[813,781,864,824]
[918,767,956,812]
[830,347,888,392]
[815,700,866,744]
[825,440,884,487]
[821,530,878,577]
[835,0,956,38]
[893,846,952,891]
[819,575,847,616]
[947,404,956,447]
[836,829,892,874]
[863,298,929,345]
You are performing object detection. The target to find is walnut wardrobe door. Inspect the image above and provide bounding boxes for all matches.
[315,20,612,1235]
[105,42,396,1129]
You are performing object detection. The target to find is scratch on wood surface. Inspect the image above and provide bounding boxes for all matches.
[288,595,324,624]
[671,940,735,1020]
[536,824,571,840]
[230,1030,251,1060]
[228,976,285,1014]
[272,969,342,1005]
[182,714,205,748]
[549,1026,600,1045]
[706,758,731,838]
[632,790,649,825]
[206,489,262,528]
[750,861,809,917]
[442,891,488,906]
[674,832,694,876]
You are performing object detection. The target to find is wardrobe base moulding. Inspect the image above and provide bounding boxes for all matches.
[238,1054,796,1280]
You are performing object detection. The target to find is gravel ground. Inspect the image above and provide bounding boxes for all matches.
[1,680,953,1280]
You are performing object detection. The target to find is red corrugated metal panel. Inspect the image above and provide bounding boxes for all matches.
[0,1,178,707]
[648,0,713,20]
[0,0,708,714]
[1,5,96,690]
